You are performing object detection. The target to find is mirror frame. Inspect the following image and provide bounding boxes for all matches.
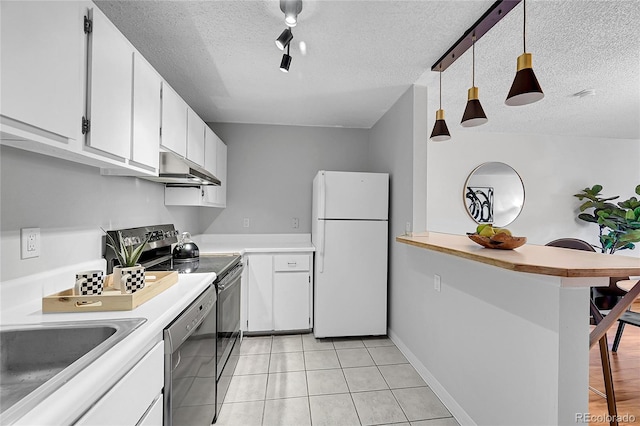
[463,162,525,227]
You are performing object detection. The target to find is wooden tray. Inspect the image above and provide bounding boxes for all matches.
[42,271,178,313]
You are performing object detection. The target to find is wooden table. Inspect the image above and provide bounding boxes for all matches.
[397,232,640,426]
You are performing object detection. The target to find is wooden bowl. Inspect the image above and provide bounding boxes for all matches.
[467,233,527,250]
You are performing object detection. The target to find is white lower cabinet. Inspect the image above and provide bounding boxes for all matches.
[76,341,164,425]
[246,253,313,333]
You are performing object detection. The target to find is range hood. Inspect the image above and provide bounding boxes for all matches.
[145,152,221,186]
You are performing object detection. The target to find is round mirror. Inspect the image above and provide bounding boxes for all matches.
[463,162,525,227]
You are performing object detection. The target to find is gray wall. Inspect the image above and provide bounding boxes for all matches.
[199,123,370,234]
[0,146,200,281]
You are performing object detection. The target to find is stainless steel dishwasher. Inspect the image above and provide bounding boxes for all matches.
[164,285,217,426]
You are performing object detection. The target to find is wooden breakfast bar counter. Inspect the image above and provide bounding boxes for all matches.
[395,232,640,426]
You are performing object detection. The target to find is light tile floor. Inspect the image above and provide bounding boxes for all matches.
[215,334,459,426]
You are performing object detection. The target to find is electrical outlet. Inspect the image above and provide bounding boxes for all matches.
[21,227,40,259]
[292,218,299,229]
[243,218,250,228]
[434,274,441,292]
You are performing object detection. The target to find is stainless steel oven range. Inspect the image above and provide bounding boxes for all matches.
[103,224,243,425]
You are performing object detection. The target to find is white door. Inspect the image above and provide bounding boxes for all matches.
[314,219,388,338]
[317,171,389,220]
[186,108,205,167]
[273,272,310,331]
[131,52,161,170]
[86,6,133,159]
[160,82,187,157]
[247,255,273,332]
[0,1,83,141]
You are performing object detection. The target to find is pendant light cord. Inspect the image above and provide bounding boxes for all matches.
[472,35,476,87]
[523,0,527,53]
[439,66,442,109]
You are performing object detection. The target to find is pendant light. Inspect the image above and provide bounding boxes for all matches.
[430,66,451,142]
[505,0,544,106]
[461,35,488,127]
[275,28,293,51]
[280,44,292,73]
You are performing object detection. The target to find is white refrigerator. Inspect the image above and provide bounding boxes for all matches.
[312,170,389,338]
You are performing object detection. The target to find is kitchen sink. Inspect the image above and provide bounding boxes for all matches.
[0,318,146,424]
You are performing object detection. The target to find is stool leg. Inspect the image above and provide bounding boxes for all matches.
[612,322,625,353]
[599,334,618,426]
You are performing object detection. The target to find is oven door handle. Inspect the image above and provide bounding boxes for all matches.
[217,265,244,292]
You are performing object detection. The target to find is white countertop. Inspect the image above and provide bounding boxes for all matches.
[192,233,316,255]
[1,259,214,425]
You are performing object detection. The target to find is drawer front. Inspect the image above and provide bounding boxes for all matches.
[273,254,310,272]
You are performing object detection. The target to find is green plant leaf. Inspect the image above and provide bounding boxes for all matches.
[578,213,598,223]
[636,185,640,196]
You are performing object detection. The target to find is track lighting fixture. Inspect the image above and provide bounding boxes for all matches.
[275,28,293,51]
[280,45,292,73]
[461,35,488,127]
[280,0,303,27]
[505,0,544,106]
[430,67,451,142]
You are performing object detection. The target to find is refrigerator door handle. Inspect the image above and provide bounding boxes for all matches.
[318,172,326,273]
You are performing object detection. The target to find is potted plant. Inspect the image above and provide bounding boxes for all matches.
[574,184,640,308]
[103,229,150,290]
[574,184,640,254]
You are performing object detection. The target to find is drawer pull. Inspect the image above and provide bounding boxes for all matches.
[288,262,297,267]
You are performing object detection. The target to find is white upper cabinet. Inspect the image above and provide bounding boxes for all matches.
[0,1,83,142]
[160,83,187,157]
[86,5,133,160]
[186,108,205,167]
[131,52,161,170]
[204,125,218,176]
[214,139,228,206]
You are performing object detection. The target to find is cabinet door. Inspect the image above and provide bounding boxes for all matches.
[247,255,273,332]
[204,138,228,207]
[215,139,228,206]
[76,341,163,425]
[160,82,187,157]
[131,52,161,170]
[204,126,218,176]
[186,108,205,167]
[0,1,83,141]
[86,6,133,159]
[273,272,311,331]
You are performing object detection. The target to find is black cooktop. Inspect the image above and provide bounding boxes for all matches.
[149,254,241,276]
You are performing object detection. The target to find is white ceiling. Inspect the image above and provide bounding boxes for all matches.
[96,0,640,140]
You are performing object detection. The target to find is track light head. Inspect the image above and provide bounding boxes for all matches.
[280,45,292,73]
[280,53,292,73]
[275,28,293,51]
[280,0,303,27]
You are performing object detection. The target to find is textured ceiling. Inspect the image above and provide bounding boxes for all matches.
[96,0,640,140]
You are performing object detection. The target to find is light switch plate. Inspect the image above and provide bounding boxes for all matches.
[434,274,441,292]
[21,227,40,259]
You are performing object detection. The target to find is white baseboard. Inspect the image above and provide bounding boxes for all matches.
[388,328,476,426]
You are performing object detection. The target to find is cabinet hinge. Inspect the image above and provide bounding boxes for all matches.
[81,116,91,134]
[84,16,92,34]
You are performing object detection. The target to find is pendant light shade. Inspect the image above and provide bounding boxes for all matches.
[461,36,487,127]
[461,88,488,127]
[275,28,293,50]
[505,0,543,106]
[430,68,451,141]
[431,109,451,141]
[505,53,544,105]
[280,45,292,72]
